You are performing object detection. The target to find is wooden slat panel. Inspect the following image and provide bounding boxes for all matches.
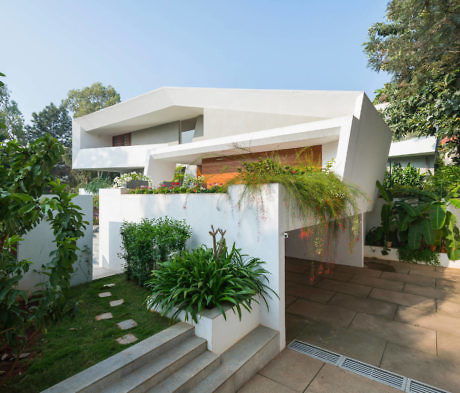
[202,145,322,185]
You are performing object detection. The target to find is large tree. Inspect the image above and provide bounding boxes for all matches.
[363,0,460,162]
[25,102,72,147]
[64,82,121,118]
[0,78,25,143]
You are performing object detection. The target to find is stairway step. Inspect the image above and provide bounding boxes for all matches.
[189,326,279,393]
[98,336,207,393]
[43,322,194,393]
[147,351,221,393]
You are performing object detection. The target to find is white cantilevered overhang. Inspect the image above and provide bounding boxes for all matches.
[148,116,348,165]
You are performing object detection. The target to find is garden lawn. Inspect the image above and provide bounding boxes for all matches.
[2,274,171,393]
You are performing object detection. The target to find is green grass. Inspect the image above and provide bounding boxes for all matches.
[2,274,171,393]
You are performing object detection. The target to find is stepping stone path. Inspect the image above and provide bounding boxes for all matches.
[110,299,124,307]
[95,284,138,345]
[98,291,112,298]
[95,312,113,321]
[116,334,138,345]
[117,319,138,330]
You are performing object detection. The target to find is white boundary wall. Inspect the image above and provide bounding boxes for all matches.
[18,195,93,291]
[99,185,286,350]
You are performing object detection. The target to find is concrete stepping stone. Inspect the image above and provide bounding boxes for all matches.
[104,283,115,288]
[117,319,138,330]
[95,312,113,321]
[98,292,112,298]
[110,299,124,307]
[116,333,138,345]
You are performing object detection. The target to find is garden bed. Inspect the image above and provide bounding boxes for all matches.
[364,245,460,268]
[0,274,170,393]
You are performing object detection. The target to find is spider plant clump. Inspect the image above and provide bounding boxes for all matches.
[146,228,276,323]
[229,155,364,256]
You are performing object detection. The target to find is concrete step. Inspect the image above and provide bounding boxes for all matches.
[98,335,208,393]
[147,351,221,393]
[43,322,195,393]
[189,326,280,393]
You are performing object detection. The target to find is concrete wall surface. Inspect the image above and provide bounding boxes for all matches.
[99,185,286,349]
[17,195,93,291]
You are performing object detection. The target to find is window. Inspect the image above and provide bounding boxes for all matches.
[112,133,131,147]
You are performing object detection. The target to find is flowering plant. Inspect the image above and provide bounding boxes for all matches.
[113,172,152,188]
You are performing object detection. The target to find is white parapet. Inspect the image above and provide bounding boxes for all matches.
[99,184,286,350]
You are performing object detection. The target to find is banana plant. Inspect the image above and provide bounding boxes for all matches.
[376,181,460,260]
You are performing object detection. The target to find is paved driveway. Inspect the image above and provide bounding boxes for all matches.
[239,257,460,392]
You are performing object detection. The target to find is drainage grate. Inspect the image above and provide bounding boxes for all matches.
[288,340,341,365]
[288,340,452,393]
[340,358,406,390]
[406,379,450,393]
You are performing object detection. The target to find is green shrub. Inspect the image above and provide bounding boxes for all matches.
[229,157,363,256]
[120,217,191,286]
[398,247,439,265]
[83,177,112,194]
[384,163,426,190]
[146,243,276,323]
[425,165,460,197]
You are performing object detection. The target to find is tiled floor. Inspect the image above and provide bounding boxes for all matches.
[239,257,460,392]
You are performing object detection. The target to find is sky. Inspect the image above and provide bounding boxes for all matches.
[2,0,390,121]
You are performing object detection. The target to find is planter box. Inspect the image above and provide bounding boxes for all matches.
[152,301,261,354]
[364,245,460,269]
[126,180,149,189]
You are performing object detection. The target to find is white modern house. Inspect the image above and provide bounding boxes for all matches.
[388,136,437,173]
[72,88,392,373]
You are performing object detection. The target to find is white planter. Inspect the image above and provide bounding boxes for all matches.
[153,301,261,355]
[364,245,460,269]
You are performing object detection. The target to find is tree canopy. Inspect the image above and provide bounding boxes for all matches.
[25,102,72,148]
[0,77,25,144]
[64,82,121,118]
[363,0,459,162]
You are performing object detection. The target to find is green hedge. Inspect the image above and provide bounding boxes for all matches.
[119,217,191,286]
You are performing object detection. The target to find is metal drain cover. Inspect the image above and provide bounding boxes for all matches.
[288,340,451,393]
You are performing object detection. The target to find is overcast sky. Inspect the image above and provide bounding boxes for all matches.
[2,0,390,121]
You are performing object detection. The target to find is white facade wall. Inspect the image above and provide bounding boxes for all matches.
[99,185,286,349]
[17,195,93,291]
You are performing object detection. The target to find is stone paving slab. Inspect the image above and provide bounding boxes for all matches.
[328,270,355,282]
[304,364,402,393]
[286,271,311,285]
[403,282,460,302]
[116,333,138,345]
[287,299,356,328]
[436,331,460,363]
[436,278,460,293]
[95,312,113,321]
[98,292,112,298]
[436,298,460,315]
[351,274,404,292]
[286,282,335,304]
[117,319,138,330]
[259,349,323,392]
[370,288,436,311]
[396,305,460,337]
[317,279,372,297]
[295,319,387,366]
[103,283,116,288]
[239,374,296,393]
[381,271,435,287]
[329,293,397,319]
[110,299,124,307]
[380,342,460,393]
[285,295,297,308]
[350,313,437,355]
[286,314,310,344]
